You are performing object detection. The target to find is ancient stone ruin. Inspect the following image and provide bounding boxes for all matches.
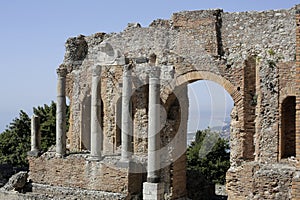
[25,4,300,200]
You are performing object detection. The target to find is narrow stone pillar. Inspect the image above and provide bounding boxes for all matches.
[147,66,161,183]
[90,65,103,160]
[56,67,67,157]
[120,64,133,162]
[31,115,41,151]
[27,115,41,157]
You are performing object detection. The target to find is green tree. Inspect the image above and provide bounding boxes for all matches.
[187,128,230,184]
[0,110,31,167]
[0,101,69,167]
[33,101,57,152]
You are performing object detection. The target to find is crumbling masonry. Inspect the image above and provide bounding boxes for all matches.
[27,5,300,200]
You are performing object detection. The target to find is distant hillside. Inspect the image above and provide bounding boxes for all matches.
[211,122,230,141]
[187,119,230,146]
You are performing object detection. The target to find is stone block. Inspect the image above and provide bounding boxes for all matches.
[143,182,164,200]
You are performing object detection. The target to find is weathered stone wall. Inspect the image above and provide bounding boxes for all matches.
[222,8,296,163]
[27,5,300,200]
[227,162,296,199]
[61,6,297,161]
[0,184,126,200]
[279,61,297,160]
[28,152,135,195]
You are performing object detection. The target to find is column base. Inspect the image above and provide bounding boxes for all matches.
[27,150,41,157]
[88,155,102,161]
[143,182,164,200]
[117,159,131,168]
[147,176,160,183]
[55,153,65,158]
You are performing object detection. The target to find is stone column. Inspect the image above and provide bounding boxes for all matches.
[56,67,67,157]
[143,66,164,200]
[90,65,103,160]
[147,66,161,183]
[31,115,41,151]
[27,115,41,157]
[120,64,133,163]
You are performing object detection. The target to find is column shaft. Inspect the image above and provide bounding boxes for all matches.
[31,115,41,152]
[121,64,133,162]
[56,67,67,156]
[90,65,102,160]
[147,67,161,183]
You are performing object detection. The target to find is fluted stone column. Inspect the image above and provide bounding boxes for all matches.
[56,67,67,157]
[90,65,103,160]
[120,64,133,162]
[147,66,161,183]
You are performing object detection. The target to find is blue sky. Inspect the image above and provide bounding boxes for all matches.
[188,81,233,132]
[0,1,298,132]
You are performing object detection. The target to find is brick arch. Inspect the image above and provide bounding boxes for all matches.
[161,70,249,160]
[280,87,297,104]
[159,70,248,198]
[161,71,244,131]
[163,71,242,106]
[279,87,297,160]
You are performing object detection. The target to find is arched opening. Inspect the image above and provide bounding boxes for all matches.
[280,96,296,159]
[186,80,233,199]
[161,71,241,200]
[188,80,233,140]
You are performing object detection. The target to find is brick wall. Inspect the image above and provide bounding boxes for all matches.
[28,153,143,197]
[278,61,297,160]
[172,9,222,56]
[292,6,300,200]
[243,56,257,160]
[172,154,186,199]
[227,162,295,199]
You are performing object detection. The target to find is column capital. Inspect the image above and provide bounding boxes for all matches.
[92,65,102,76]
[56,67,68,77]
[32,114,39,120]
[123,63,133,76]
[123,63,133,71]
[149,67,161,79]
[149,53,157,66]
